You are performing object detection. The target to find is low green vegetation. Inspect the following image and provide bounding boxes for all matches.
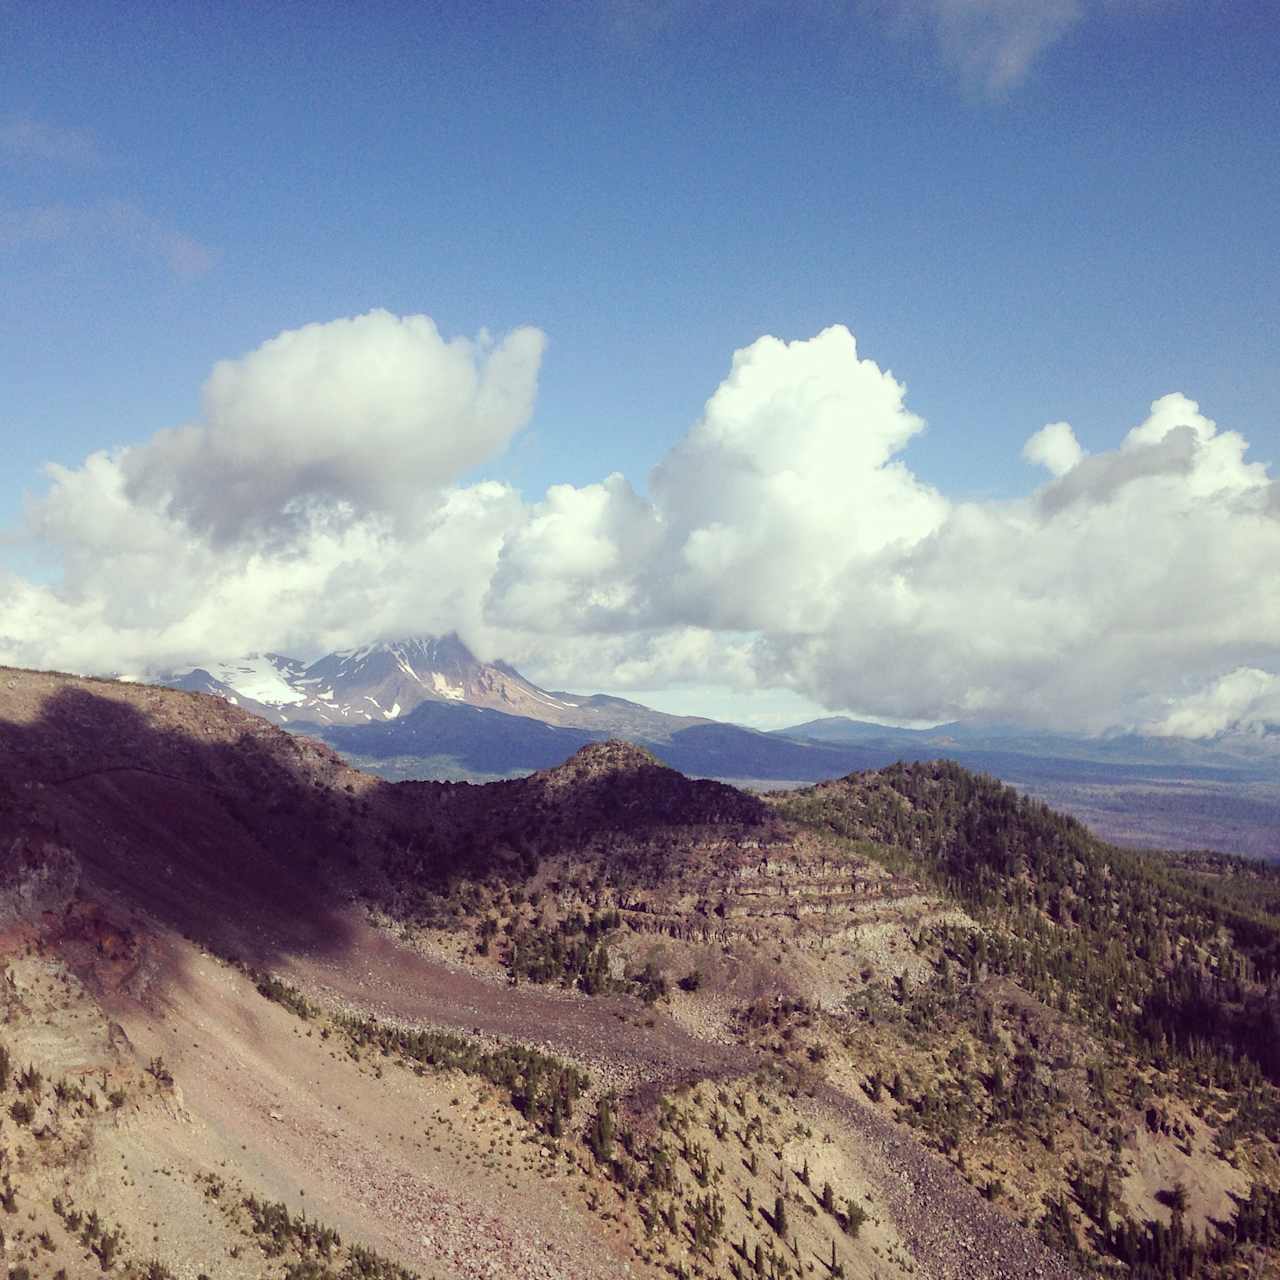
[506,910,621,992]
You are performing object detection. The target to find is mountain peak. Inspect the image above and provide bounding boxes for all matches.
[152,636,705,743]
[333,633,473,662]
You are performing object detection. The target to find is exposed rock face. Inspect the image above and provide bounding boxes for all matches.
[610,835,969,959]
[0,837,79,926]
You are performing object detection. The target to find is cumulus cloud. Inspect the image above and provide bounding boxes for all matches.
[2,312,543,671]
[1023,421,1084,477]
[648,327,947,632]
[2,313,1277,739]
[756,391,1280,732]
[5,479,524,678]
[488,326,947,638]
[485,335,1279,734]
[125,311,545,543]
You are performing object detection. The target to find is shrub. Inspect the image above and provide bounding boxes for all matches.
[146,1056,173,1087]
[844,1199,867,1238]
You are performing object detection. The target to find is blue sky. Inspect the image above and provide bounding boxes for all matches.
[3,1,1279,732]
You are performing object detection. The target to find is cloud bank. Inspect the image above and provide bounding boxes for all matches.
[2,311,1277,738]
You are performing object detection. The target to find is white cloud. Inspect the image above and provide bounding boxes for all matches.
[940,0,1081,92]
[758,391,1280,732]
[486,325,947,639]
[486,334,1280,735]
[4,479,525,678]
[648,326,948,632]
[1151,669,1280,739]
[2,315,1277,740]
[1,313,543,672]
[125,310,545,543]
[1023,421,1083,477]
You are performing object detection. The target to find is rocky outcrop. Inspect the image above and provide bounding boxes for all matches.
[607,835,970,954]
[0,837,79,926]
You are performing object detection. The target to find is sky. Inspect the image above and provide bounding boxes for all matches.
[1,0,1278,734]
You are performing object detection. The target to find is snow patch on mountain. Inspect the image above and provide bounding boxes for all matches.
[431,672,465,701]
[172,654,307,707]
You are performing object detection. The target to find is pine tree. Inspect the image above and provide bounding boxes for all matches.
[589,1096,615,1162]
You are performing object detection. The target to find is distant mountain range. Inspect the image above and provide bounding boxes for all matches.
[777,714,1280,772]
[154,636,1280,858]
[160,634,705,738]
[155,635,857,783]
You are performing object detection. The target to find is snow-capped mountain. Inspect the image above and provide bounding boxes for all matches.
[158,635,706,738]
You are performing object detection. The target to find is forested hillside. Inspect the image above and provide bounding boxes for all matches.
[773,762,1280,1276]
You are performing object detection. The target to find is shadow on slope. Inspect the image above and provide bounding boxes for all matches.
[0,678,781,965]
[0,678,367,967]
[0,677,778,1099]
[373,739,778,892]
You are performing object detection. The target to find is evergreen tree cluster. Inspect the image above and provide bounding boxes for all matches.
[777,761,1280,1086]
[339,1014,587,1137]
[507,910,622,993]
